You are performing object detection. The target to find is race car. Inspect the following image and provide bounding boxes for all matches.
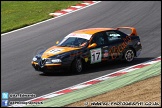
[31,27,142,74]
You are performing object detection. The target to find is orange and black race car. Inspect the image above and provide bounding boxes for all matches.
[31,27,142,74]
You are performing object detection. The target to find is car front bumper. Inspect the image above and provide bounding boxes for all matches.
[31,61,69,73]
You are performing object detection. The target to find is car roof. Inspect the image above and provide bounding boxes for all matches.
[72,28,116,35]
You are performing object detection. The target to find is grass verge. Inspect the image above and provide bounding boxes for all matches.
[67,75,161,107]
[1,1,82,33]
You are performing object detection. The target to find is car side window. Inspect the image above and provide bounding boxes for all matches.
[91,32,106,46]
[106,31,122,41]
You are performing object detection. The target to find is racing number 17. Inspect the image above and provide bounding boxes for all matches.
[90,48,102,64]
[92,52,100,61]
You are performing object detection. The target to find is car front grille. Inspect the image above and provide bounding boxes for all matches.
[38,58,47,68]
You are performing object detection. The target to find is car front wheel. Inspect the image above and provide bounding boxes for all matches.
[71,58,83,73]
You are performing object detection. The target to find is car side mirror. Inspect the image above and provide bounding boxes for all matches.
[88,43,97,49]
[56,41,59,44]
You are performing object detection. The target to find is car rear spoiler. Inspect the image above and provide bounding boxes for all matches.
[116,27,138,36]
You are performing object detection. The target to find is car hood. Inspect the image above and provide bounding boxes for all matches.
[41,46,80,58]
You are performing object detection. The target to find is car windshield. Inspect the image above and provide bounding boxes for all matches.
[57,37,88,47]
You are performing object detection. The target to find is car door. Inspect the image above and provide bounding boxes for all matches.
[104,30,128,60]
[88,32,108,64]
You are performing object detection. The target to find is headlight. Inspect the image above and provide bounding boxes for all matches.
[32,57,37,61]
[51,59,62,63]
[137,41,141,45]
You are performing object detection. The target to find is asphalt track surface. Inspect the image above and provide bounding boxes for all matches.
[1,1,161,102]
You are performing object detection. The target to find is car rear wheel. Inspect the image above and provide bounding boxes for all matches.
[71,58,83,73]
[124,48,135,62]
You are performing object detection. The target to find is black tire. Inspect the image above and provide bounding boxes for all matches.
[71,58,83,73]
[123,48,135,62]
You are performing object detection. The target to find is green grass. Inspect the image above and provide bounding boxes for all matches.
[1,1,82,33]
